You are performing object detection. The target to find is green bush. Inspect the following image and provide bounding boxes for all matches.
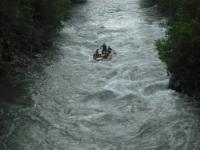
[155,0,200,96]
[0,0,71,63]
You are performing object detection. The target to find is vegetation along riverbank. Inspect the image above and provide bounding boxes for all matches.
[152,0,200,99]
[0,0,86,77]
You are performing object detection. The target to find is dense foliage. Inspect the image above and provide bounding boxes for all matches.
[0,0,71,74]
[154,0,200,97]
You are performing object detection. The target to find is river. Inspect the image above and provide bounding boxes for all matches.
[1,0,200,149]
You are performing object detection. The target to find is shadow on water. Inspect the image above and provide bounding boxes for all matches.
[139,0,165,25]
[0,77,32,106]
[0,76,33,150]
[0,38,64,105]
[0,38,65,150]
[139,0,157,8]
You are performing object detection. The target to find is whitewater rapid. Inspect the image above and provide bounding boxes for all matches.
[0,0,200,149]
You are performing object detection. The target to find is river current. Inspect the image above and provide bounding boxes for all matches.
[1,0,200,149]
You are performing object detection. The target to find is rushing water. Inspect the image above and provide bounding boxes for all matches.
[1,0,200,149]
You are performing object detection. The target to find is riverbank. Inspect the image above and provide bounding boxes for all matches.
[0,0,87,78]
[152,0,200,100]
